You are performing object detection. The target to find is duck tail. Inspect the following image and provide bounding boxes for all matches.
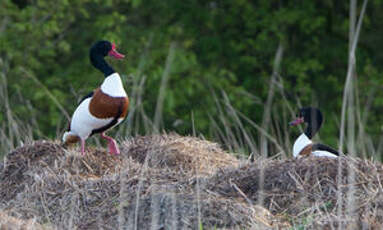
[62,131,80,147]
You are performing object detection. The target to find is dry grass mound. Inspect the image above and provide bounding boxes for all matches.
[116,192,281,230]
[121,133,239,175]
[204,156,383,229]
[1,141,122,201]
[0,211,48,230]
[1,134,286,229]
[3,134,382,229]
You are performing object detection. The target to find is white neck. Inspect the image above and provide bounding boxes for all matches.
[100,73,127,97]
[293,133,312,158]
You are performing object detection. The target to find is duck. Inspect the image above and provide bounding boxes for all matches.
[62,40,129,155]
[289,107,339,158]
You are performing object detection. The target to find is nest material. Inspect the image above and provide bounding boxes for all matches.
[1,134,284,229]
[0,211,47,230]
[0,141,122,201]
[121,134,239,175]
[204,156,383,229]
[81,191,278,230]
[2,134,382,229]
[116,192,273,230]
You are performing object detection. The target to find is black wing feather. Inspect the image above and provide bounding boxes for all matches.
[312,143,340,156]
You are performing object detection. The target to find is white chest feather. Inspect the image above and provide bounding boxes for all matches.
[293,133,312,158]
[101,73,127,97]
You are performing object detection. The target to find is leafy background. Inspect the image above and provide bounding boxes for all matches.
[1,0,383,159]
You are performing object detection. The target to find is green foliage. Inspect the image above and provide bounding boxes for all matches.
[1,0,383,156]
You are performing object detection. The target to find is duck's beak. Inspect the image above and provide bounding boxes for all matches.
[289,117,304,126]
[108,43,125,59]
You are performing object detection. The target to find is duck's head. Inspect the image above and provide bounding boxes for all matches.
[290,107,323,139]
[90,40,125,76]
[90,40,125,59]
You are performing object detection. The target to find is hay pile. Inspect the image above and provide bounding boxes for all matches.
[204,157,383,229]
[1,141,122,201]
[121,134,239,175]
[0,211,46,230]
[0,134,284,229]
[1,134,383,229]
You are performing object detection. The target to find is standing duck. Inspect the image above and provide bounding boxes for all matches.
[289,107,339,158]
[63,40,129,155]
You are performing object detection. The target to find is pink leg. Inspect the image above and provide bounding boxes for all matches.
[100,133,120,155]
[81,139,86,155]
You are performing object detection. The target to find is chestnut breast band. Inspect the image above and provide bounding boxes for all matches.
[89,88,129,119]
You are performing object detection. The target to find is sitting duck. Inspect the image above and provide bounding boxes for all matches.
[290,107,339,158]
[63,40,129,155]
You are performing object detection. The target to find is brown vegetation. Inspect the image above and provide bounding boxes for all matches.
[0,211,47,230]
[1,134,383,229]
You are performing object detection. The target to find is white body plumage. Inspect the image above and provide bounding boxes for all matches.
[65,98,113,140]
[311,150,338,158]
